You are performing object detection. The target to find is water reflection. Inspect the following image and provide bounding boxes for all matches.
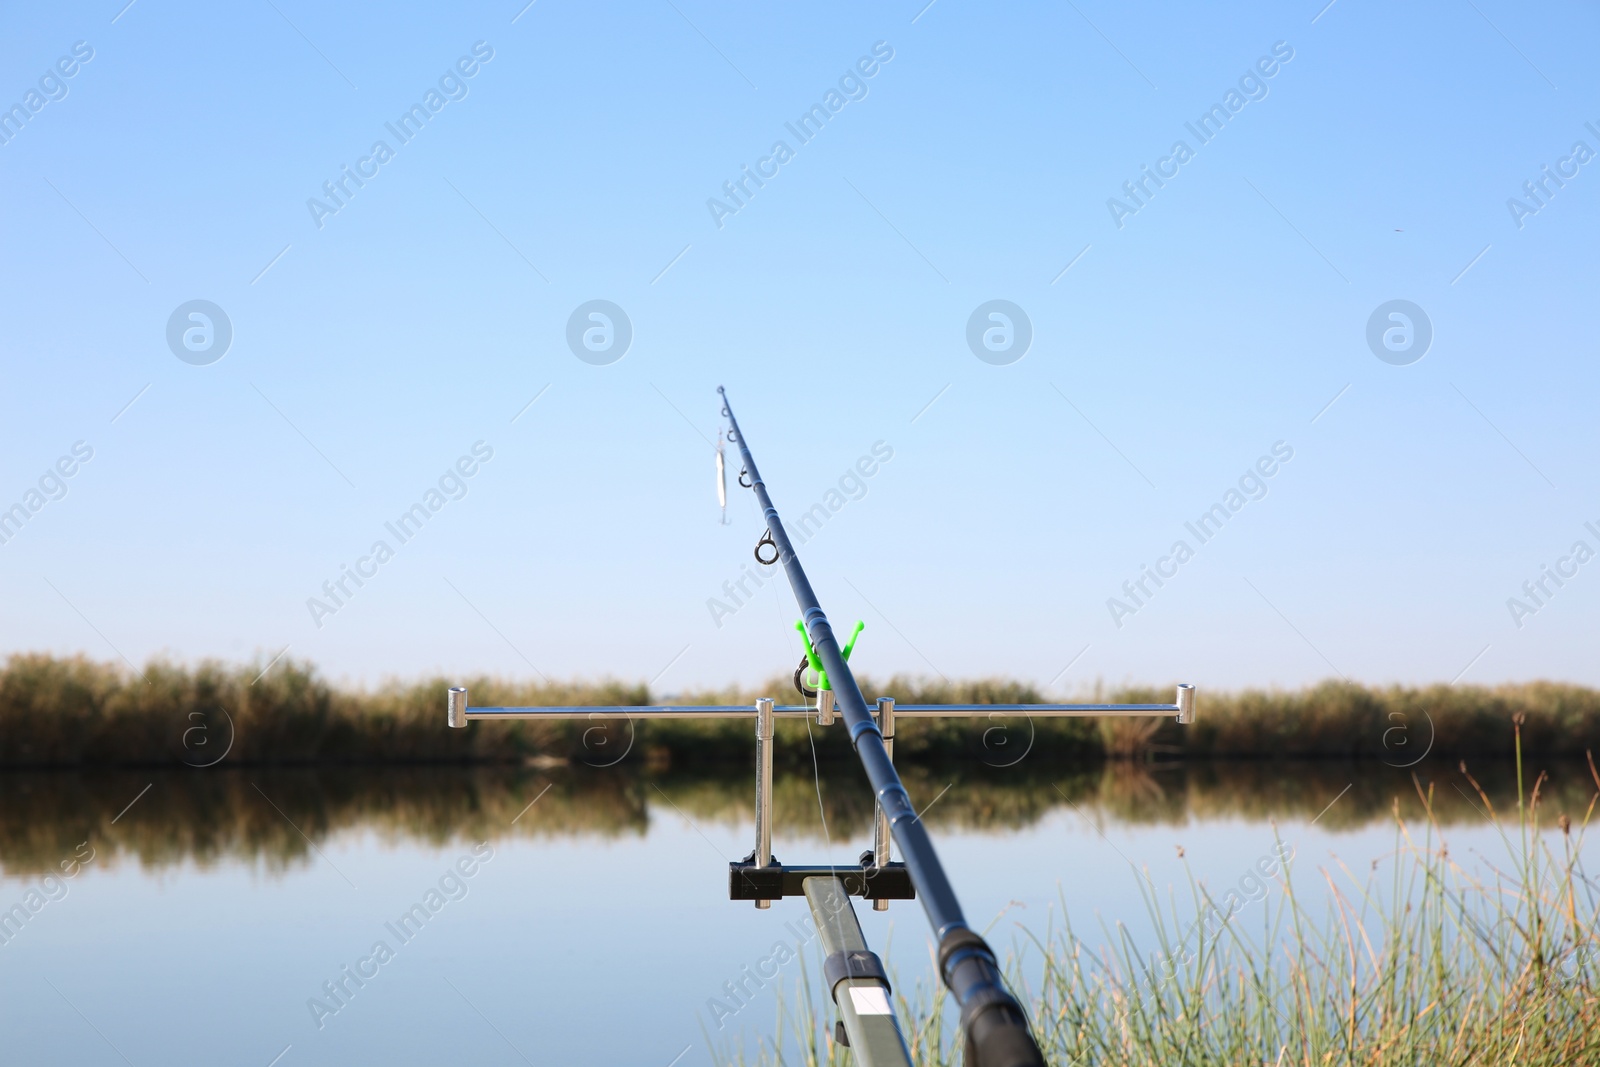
[2,756,1590,877]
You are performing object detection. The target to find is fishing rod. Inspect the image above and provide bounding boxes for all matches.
[445,387,1197,1066]
[718,387,1043,1066]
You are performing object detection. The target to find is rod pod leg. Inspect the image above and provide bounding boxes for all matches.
[803,877,912,1067]
[872,697,894,912]
[754,697,775,909]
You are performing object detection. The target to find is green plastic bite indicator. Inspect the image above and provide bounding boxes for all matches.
[795,619,864,692]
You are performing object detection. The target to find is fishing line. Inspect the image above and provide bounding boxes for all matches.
[804,711,857,961]
[804,713,832,849]
[739,433,854,954]
[762,516,849,953]
[755,488,795,672]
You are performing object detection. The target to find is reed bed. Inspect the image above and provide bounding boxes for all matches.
[2,653,1598,767]
[722,733,1600,1066]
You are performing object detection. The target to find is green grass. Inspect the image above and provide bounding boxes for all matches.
[3,652,1600,767]
[722,735,1600,1066]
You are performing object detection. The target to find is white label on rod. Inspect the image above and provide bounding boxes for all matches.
[849,986,893,1015]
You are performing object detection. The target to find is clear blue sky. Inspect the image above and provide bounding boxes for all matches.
[2,0,1596,693]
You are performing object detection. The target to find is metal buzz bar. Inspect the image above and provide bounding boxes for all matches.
[445,388,1199,1067]
[447,695,1196,721]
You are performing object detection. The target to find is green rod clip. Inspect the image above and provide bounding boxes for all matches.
[795,619,864,693]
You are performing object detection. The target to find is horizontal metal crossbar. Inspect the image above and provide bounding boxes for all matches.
[456,703,1183,719]
[446,685,1197,725]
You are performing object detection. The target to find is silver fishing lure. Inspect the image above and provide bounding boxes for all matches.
[716,430,730,524]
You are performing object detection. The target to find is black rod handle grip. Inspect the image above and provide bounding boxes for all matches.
[939,927,1047,1067]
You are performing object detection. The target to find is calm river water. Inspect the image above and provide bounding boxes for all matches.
[1,758,1592,1065]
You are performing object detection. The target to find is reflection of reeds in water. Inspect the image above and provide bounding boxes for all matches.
[0,769,643,877]
[3,756,1597,879]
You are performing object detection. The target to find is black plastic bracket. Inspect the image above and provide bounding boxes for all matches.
[728,859,915,901]
[824,949,891,997]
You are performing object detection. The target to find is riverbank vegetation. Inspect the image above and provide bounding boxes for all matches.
[2,652,1597,767]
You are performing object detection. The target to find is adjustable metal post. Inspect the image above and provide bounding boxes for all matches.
[804,877,913,1067]
[816,688,836,726]
[754,697,775,909]
[872,697,894,912]
[1177,682,1196,724]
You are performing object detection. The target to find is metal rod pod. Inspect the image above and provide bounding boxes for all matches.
[1176,683,1196,724]
[447,687,468,729]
